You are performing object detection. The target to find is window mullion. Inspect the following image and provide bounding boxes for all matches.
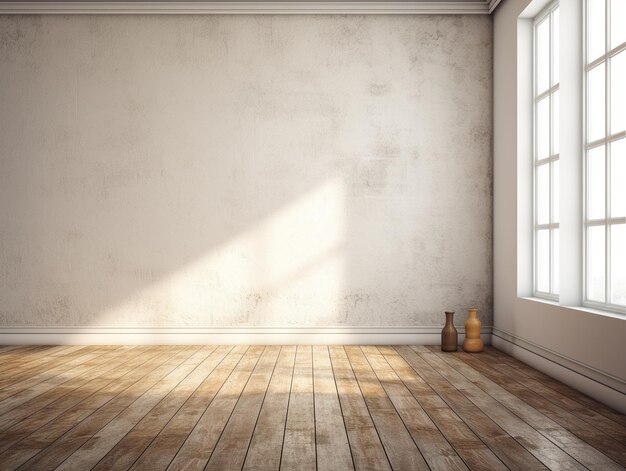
[586,217,626,226]
[586,130,626,150]
[536,83,560,102]
[608,40,626,58]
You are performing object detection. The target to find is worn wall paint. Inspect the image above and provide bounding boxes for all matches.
[0,14,492,327]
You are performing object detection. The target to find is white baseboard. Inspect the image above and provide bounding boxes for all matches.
[492,327,626,414]
[0,326,491,346]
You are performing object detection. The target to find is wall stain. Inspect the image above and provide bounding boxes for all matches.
[369,83,390,97]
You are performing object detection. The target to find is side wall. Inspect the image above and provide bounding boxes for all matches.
[493,0,626,412]
[0,15,493,340]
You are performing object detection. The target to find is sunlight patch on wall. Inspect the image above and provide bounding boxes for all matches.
[97,178,346,326]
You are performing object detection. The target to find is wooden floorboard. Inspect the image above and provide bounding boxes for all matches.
[130,345,245,470]
[166,345,264,470]
[428,347,622,471]
[63,347,214,469]
[0,346,151,439]
[419,347,588,470]
[312,345,354,471]
[456,350,626,468]
[243,346,296,471]
[281,345,316,470]
[7,346,191,470]
[362,346,470,471]
[345,345,429,470]
[483,346,626,435]
[329,345,391,471]
[0,345,623,471]
[379,346,507,471]
[395,345,549,471]
[205,345,280,471]
[0,346,160,456]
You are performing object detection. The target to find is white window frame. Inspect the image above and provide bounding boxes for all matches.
[583,0,626,314]
[533,1,560,300]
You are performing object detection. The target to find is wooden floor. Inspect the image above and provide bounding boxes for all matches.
[0,346,624,471]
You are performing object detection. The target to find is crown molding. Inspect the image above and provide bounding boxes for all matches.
[0,1,499,15]
[488,0,502,13]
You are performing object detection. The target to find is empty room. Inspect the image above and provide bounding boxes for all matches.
[0,0,625,469]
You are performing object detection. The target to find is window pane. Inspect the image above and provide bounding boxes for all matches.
[553,8,560,85]
[587,225,606,302]
[611,138,626,218]
[610,224,626,306]
[588,0,606,63]
[611,51,626,135]
[587,64,606,143]
[553,228,560,295]
[537,18,550,94]
[537,163,550,224]
[611,0,626,49]
[537,96,550,159]
[553,90,560,155]
[588,145,606,220]
[553,160,560,223]
[537,229,550,293]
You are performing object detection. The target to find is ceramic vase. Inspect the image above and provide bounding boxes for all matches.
[462,308,484,353]
[441,311,458,352]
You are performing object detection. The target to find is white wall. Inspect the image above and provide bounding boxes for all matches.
[493,0,626,412]
[0,15,493,332]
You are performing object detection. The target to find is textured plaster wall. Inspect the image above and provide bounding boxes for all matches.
[0,14,492,328]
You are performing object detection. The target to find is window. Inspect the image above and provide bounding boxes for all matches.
[534,2,560,299]
[526,0,625,315]
[585,0,626,312]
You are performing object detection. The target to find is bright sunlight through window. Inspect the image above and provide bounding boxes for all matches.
[585,0,626,311]
[534,2,560,299]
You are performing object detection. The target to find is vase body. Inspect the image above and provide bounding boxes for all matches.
[441,311,458,352]
[462,308,484,353]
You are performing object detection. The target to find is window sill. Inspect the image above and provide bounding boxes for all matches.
[519,297,626,320]
[574,304,626,320]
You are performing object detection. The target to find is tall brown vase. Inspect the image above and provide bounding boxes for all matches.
[462,308,484,353]
[441,311,458,352]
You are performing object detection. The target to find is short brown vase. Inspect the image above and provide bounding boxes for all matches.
[462,308,484,353]
[441,311,458,352]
